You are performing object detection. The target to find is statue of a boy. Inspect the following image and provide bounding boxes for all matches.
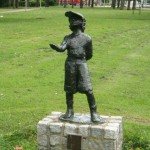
[50,11,102,122]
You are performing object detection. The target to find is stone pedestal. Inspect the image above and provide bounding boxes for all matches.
[37,112,123,150]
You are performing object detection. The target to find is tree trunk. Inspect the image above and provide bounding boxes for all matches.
[85,0,88,6]
[36,0,40,7]
[132,0,136,10]
[71,0,74,8]
[80,0,83,8]
[13,0,16,8]
[25,0,28,8]
[120,0,124,9]
[127,0,130,10]
[64,0,67,8]
[45,0,49,7]
[88,0,91,6]
[91,0,94,7]
[117,0,121,8]
[15,0,19,8]
[95,0,98,6]
[59,0,62,5]
[8,0,11,7]
[111,0,116,9]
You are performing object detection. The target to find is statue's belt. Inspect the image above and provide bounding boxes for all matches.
[67,56,86,61]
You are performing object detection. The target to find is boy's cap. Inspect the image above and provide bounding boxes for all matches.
[65,11,85,20]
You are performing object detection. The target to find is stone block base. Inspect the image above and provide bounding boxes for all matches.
[37,112,123,150]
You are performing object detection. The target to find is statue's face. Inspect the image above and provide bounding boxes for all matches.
[69,17,82,31]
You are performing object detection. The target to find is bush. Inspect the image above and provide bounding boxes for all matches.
[30,0,45,7]
[49,0,57,6]
[30,0,35,6]
[0,0,9,7]
[45,0,57,6]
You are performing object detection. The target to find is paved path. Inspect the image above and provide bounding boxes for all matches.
[0,8,36,14]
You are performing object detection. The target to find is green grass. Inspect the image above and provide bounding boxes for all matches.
[0,8,11,12]
[0,6,150,150]
[0,8,21,12]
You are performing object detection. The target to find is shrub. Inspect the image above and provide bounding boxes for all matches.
[30,0,45,7]
[49,0,57,6]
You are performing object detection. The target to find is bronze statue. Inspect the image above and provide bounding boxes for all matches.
[50,11,103,123]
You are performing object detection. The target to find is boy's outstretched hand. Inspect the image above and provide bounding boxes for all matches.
[49,44,59,50]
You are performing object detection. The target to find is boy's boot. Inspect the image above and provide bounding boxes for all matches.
[63,92,74,119]
[86,93,100,122]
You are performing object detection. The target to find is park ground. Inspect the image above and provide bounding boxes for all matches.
[0,6,150,150]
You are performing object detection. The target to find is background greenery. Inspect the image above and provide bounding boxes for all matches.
[0,7,150,150]
[0,0,57,7]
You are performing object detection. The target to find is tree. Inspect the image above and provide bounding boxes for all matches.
[45,0,49,6]
[80,0,83,8]
[120,0,125,9]
[16,0,19,8]
[117,0,121,8]
[127,0,131,10]
[9,0,12,7]
[36,0,40,6]
[111,0,116,9]
[91,0,94,7]
[13,0,16,8]
[85,0,88,6]
[25,0,30,7]
[0,0,7,7]
[71,0,74,8]
[88,0,91,6]
[60,0,63,5]
[64,0,67,8]
[132,0,136,10]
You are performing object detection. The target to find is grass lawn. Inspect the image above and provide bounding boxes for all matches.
[0,6,150,150]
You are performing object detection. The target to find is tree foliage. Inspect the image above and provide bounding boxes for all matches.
[0,0,56,7]
[0,0,9,7]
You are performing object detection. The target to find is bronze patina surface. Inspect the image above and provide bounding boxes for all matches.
[50,11,104,123]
